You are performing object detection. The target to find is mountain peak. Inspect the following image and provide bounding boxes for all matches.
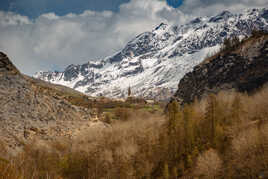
[209,10,233,22]
[190,17,203,24]
[219,10,232,16]
[35,8,268,100]
[154,22,168,31]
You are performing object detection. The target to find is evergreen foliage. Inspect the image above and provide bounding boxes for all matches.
[222,36,241,51]
[128,86,131,97]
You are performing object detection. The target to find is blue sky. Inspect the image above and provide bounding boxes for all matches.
[167,0,183,8]
[0,0,183,18]
[1,0,130,18]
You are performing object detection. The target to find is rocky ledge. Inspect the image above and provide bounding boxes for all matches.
[173,34,268,104]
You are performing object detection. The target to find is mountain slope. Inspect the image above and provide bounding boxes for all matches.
[0,52,99,153]
[173,32,268,104]
[35,8,268,100]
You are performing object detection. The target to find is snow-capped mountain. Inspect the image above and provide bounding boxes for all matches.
[35,8,268,100]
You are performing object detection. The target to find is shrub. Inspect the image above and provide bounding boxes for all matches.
[114,107,131,121]
[103,113,112,124]
[195,149,222,178]
[252,29,268,37]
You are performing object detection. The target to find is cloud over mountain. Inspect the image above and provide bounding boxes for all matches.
[0,0,267,75]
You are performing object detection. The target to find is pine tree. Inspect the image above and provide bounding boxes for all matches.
[205,94,218,148]
[183,105,194,154]
[128,86,131,97]
[163,163,169,179]
[186,154,193,168]
[167,100,182,160]
[231,94,242,124]
[167,100,179,136]
[232,36,240,48]
[172,166,178,179]
[223,38,232,51]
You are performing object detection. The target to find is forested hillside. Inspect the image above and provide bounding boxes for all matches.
[1,84,267,178]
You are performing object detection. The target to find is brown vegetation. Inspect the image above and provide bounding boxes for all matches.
[195,149,222,178]
[1,85,268,178]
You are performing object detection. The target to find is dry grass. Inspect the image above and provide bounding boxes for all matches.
[0,113,164,179]
[1,86,268,178]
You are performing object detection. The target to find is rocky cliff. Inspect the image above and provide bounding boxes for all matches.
[173,33,268,104]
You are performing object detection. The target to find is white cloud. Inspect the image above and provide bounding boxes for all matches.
[40,13,60,20]
[0,0,182,75]
[0,0,267,75]
[0,11,31,26]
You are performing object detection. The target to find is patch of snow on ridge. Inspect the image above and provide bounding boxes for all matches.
[35,8,268,100]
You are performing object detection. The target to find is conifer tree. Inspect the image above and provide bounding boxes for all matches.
[167,100,182,160]
[172,166,178,179]
[232,36,240,48]
[223,38,232,51]
[128,86,131,97]
[167,100,179,135]
[183,105,194,154]
[205,94,218,148]
[163,163,169,179]
[231,94,242,124]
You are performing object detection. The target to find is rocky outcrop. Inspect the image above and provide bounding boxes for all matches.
[0,52,19,75]
[173,34,268,104]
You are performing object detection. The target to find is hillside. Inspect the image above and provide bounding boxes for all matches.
[35,8,268,100]
[1,75,267,178]
[0,51,165,154]
[173,32,268,104]
[0,52,99,153]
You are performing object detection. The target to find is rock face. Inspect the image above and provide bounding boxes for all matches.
[0,52,96,153]
[35,8,268,100]
[0,52,19,74]
[173,34,268,104]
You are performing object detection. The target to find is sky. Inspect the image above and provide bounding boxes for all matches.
[0,0,267,75]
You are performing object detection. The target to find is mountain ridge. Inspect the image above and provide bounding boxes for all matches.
[35,8,268,100]
[173,32,268,104]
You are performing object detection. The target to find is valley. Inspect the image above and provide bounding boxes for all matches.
[0,7,268,179]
